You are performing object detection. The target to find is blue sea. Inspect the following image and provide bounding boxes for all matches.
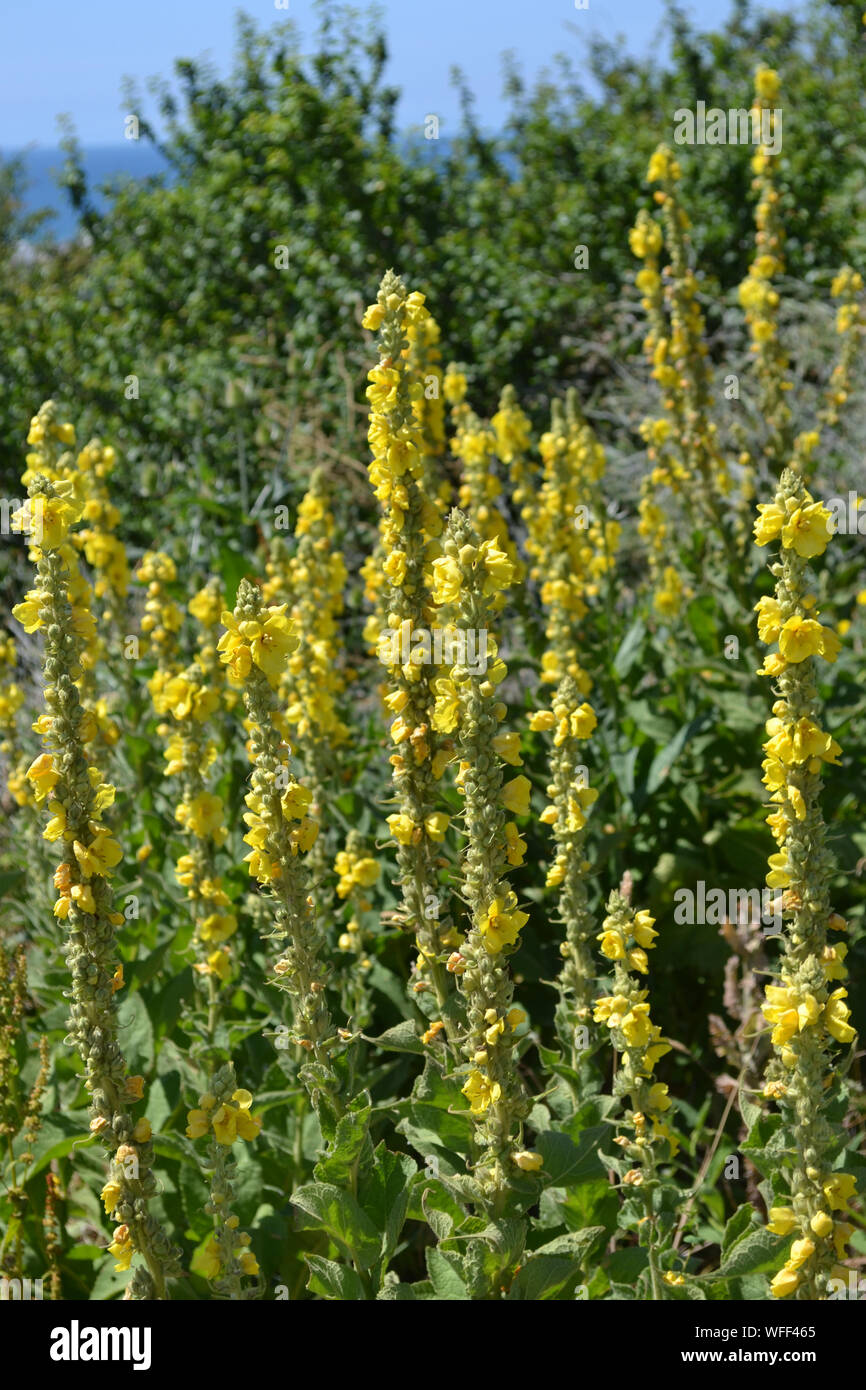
[4,145,173,241]
[4,135,472,242]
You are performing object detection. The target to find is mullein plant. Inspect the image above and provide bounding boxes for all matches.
[268,469,351,894]
[634,149,727,615]
[135,551,185,698]
[647,145,731,517]
[363,271,459,1036]
[218,580,344,1128]
[406,303,451,521]
[820,268,865,430]
[359,296,448,662]
[530,677,600,1073]
[15,403,120,749]
[594,890,681,1297]
[631,209,687,615]
[11,468,181,1299]
[74,439,130,645]
[333,830,381,1030]
[155,604,262,1297]
[0,631,25,790]
[753,471,859,1299]
[491,384,534,517]
[524,399,597,692]
[185,1063,263,1297]
[430,509,536,1209]
[738,68,792,478]
[445,366,521,578]
[0,944,50,1282]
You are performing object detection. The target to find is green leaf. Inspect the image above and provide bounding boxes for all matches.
[721,1202,757,1258]
[425,1246,471,1300]
[532,1227,604,1262]
[313,1093,372,1187]
[536,1126,607,1186]
[685,594,719,654]
[741,1113,788,1176]
[507,1254,582,1300]
[357,1143,416,1262]
[291,1181,381,1270]
[366,1020,425,1055]
[24,1116,90,1179]
[646,718,702,795]
[305,1254,367,1301]
[613,618,646,678]
[712,1225,787,1279]
[378,1280,438,1301]
[421,1188,453,1241]
[117,990,155,1071]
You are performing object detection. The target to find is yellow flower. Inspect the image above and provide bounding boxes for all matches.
[108,1225,134,1272]
[824,988,855,1044]
[362,302,384,331]
[12,492,83,548]
[186,1109,211,1140]
[778,616,836,663]
[73,831,123,878]
[387,812,416,845]
[754,501,785,546]
[754,596,783,643]
[424,812,450,842]
[182,792,225,840]
[199,1237,222,1281]
[492,731,523,765]
[461,1069,501,1115]
[501,775,531,816]
[781,502,834,558]
[754,67,781,102]
[100,1180,123,1215]
[770,1266,800,1299]
[211,1104,238,1145]
[512,1150,544,1172]
[810,1211,833,1238]
[767,1206,797,1235]
[26,752,59,802]
[478,893,528,954]
[788,1237,815,1269]
[822,1173,857,1210]
[431,678,460,733]
[621,1005,653,1048]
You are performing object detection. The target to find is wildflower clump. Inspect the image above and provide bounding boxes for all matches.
[135,551,184,686]
[530,677,599,1063]
[738,67,792,471]
[432,508,533,1207]
[820,267,865,428]
[219,579,342,1124]
[186,1064,262,1297]
[333,829,380,1029]
[363,270,458,1021]
[265,468,350,890]
[594,890,678,1296]
[11,456,180,1299]
[753,467,858,1299]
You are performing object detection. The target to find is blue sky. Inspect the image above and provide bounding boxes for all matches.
[1,0,734,148]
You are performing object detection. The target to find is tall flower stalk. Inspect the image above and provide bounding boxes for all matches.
[431,508,534,1209]
[219,579,342,1127]
[594,890,677,1298]
[363,271,457,1033]
[753,468,858,1299]
[12,469,180,1299]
